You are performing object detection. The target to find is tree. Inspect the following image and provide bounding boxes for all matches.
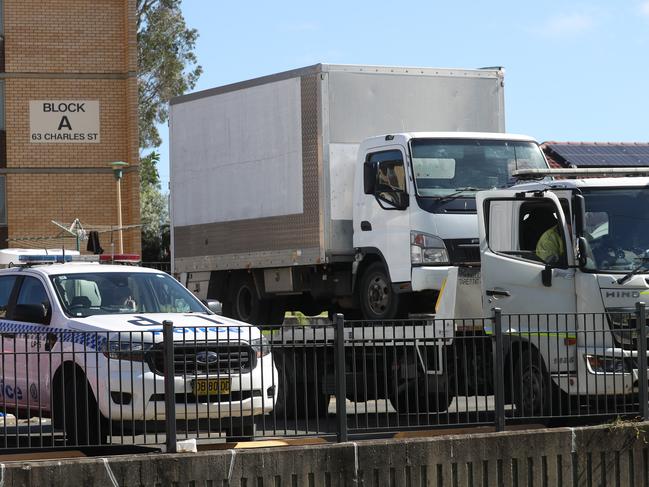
[140,151,169,261]
[137,1,201,261]
[137,0,202,149]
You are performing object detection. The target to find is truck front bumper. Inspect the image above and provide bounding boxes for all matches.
[410,266,452,292]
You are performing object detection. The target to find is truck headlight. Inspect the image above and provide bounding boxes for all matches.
[251,336,270,358]
[101,341,153,362]
[585,354,630,374]
[410,231,449,265]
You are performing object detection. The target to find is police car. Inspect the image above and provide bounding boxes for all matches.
[0,252,277,444]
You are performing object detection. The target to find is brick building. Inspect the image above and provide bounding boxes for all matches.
[0,0,140,253]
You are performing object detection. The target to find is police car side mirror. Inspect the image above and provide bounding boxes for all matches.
[13,303,49,325]
[202,299,222,315]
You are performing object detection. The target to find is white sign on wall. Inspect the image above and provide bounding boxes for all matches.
[29,100,100,143]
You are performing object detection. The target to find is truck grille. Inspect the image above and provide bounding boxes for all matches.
[147,343,256,376]
[444,238,480,265]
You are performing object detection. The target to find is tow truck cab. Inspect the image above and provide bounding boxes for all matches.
[476,168,649,399]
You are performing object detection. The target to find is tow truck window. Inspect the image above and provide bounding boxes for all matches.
[581,188,649,272]
[0,275,16,318]
[486,199,569,266]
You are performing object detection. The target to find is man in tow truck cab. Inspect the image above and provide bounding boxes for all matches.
[535,203,572,264]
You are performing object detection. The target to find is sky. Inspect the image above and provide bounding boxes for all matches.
[157,0,649,189]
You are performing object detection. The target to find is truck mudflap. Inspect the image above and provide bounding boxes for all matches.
[434,266,483,322]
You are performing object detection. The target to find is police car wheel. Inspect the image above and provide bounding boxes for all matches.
[57,370,107,446]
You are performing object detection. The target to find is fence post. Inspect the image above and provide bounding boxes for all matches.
[334,313,348,442]
[163,320,177,453]
[636,302,648,420]
[492,308,506,432]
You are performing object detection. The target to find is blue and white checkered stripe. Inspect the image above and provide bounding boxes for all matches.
[0,320,108,350]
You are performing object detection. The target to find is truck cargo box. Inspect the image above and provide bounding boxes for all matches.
[170,64,505,273]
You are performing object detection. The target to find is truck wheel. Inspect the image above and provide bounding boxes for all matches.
[389,378,451,415]
[513,349,551,417]
[389,349,451,414]
[55,370,107,446]
[229,273,270,325]
[274,352,329,419]
[359,262,401,320]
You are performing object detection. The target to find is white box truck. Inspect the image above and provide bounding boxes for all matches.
[170,64,548,324]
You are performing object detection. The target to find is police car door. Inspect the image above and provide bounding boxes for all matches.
[0,275,19,408]
[477,190,577,374]
[10,275,53,410]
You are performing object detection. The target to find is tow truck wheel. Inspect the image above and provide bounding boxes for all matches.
[229,273,271,325]
[513,349,551,417]
[359,262,401,320]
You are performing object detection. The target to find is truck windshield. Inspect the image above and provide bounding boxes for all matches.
[51,271,207,317]
[410,139,547,197]
[582,188,649,273]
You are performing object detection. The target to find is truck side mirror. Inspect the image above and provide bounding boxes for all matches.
[541,255,558,287]
[541,265,553,287]
[574,194,586,236]
[577,237,590,268]
[363,162,376,195]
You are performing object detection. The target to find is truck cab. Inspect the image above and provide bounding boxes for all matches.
[353,132,549,319]
[476,168,649,413]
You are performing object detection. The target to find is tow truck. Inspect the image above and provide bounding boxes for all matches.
[271,168,649,418]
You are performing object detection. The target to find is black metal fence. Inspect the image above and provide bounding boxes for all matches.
[1,306,648,452]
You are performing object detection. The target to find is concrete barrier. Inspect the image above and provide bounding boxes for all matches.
[2,421,649,486]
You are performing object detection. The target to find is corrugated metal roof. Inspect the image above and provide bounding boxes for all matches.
[542,142,649,167]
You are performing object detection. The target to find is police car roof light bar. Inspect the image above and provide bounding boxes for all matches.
[513,167,649,181]
[17,254,100,265]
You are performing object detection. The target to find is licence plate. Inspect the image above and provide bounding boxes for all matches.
[192,378,230,396]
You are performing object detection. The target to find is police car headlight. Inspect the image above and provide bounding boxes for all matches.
[410,231,449,265]
[102,341,153,362]
[251,336,270,358]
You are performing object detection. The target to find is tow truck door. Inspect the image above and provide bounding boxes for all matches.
[477,190,577,371]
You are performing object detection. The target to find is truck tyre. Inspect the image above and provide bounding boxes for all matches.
[389,349,452,415]
[55,369,107,446]
[513,349,551,417]
[359,262,401,320]
[229,273,270,325]
[274,351,329,419]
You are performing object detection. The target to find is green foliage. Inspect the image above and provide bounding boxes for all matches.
[137,1,200,259]
[140,150,161,189]
[137,0,202,149]
[141,179,169,262]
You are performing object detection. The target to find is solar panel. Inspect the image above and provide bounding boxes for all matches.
[544,143,649,167]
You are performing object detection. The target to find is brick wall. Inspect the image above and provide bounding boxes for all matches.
[1,0,140,253]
